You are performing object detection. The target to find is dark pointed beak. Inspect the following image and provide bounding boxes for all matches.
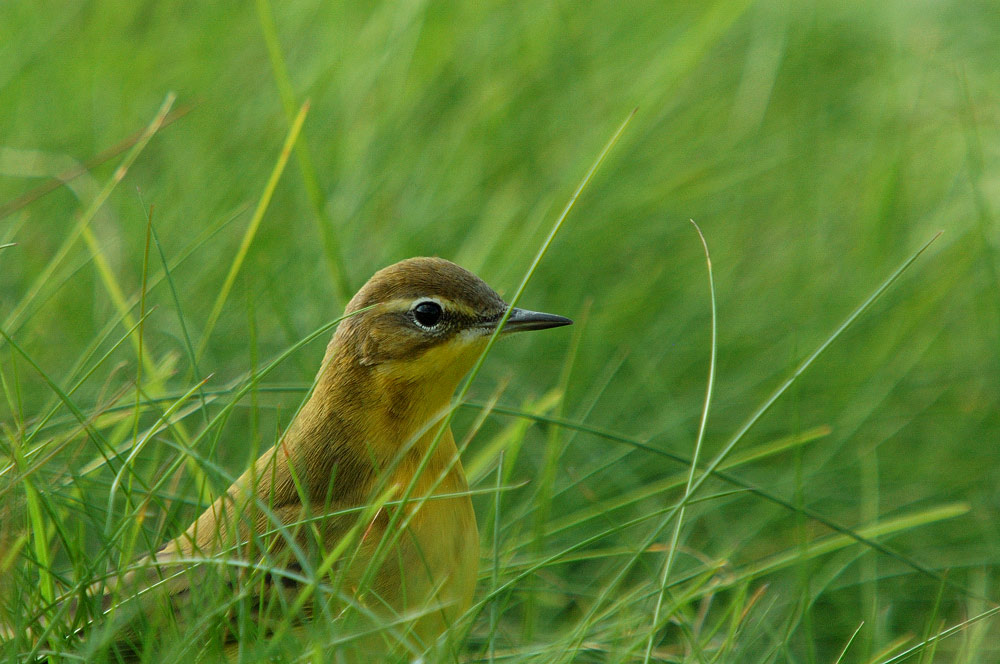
[495,307,573,333]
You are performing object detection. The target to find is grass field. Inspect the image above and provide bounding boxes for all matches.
[2,0,999,661]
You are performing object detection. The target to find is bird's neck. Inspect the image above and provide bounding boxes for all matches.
[289,345,465,473]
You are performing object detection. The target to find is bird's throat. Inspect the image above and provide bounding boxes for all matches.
[299,344,473,482]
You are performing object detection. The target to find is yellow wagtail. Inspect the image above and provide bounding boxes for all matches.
[95,256,571,656]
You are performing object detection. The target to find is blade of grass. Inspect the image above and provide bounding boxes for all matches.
[128,204,154,485]
[734,503,969,582]
[197,100,310,361]
[918,576,948,664]
[834,622,866,664]
[644,220,718,663]
[1,93,176,346]
[523,301,588,640]
[10,434,55,618]
[488,450,504,664]
[0,105,192,222]
[147,211,209,422]
[255,0,351,305]
[78,222,157,377]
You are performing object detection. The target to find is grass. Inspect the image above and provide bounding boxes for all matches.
[2,0,1000,661]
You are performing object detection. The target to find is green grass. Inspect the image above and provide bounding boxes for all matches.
[2,0,1000,661]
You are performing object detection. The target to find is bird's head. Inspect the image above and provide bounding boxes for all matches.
[331,257,571,388]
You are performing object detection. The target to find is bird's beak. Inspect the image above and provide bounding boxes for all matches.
[493,307,573,333]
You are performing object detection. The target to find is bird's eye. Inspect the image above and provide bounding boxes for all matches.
[412,300,444,328]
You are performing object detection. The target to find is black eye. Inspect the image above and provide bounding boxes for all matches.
[412,300,443,328]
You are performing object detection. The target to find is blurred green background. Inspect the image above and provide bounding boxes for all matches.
[2,0,999,661]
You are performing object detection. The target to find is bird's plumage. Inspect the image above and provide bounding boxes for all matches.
[28,257,570,658]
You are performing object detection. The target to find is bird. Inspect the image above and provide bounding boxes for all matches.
[84,256,572,659]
